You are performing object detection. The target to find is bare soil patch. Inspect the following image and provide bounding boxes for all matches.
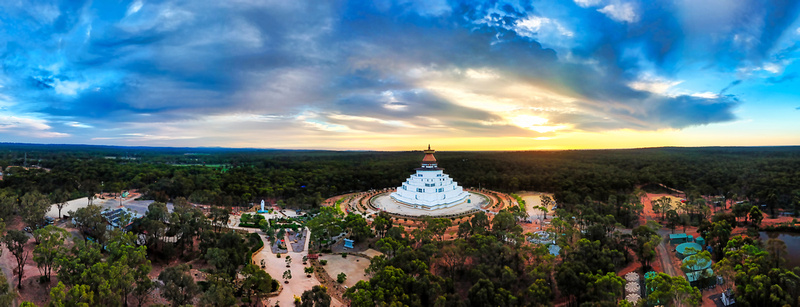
[318,253,371,288]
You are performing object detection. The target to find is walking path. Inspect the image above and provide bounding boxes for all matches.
[251,227,344,307]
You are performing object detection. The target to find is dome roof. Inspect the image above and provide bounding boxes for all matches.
[421,145,437,168]
[422,153,437,162]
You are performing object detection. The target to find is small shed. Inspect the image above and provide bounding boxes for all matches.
[721,289,736,306]
[669,233,689,244]
[695,236,706,245]
[548,244,561,256]
[686,268,714,287]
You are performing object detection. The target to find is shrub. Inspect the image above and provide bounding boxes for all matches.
[277,253,281,258]
[248,232,264,252]
[320,260,328,265]
[337,272,347,283]
[161,243,177,260]
[197,280,210,291]
[341,252,347,258]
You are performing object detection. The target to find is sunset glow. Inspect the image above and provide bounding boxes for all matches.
[1,1,798,150]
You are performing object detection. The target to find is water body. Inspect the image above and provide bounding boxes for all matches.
[759,231,800,269]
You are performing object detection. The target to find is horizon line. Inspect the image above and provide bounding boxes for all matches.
[1,142,800,153]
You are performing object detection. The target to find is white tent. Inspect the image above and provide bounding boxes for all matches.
[625,282,640,294]
[626,293,641,303]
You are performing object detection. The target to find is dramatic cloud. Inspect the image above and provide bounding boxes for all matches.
[0,113,69,138]
[0,0,798,149]
[598,3,638,23]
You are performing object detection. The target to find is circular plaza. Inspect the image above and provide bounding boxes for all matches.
[368,145,490,218]
[327,146,519,220]
[370,190,488,217]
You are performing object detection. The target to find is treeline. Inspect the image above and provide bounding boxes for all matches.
[2,145,800,213]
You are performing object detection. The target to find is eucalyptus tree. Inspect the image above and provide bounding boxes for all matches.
[199,274,236,307]
[51,189,71,219]
[159,264,199,306]
[646,272,701,307]
[0,190,15,220]
[306,206,343,248]
[4,230,29,288]
[748,206,763,228]
[209,206,231,232]
[20,190,50,229]
[631,225,660,270]
[70,204,107,244]
[301,285,331,307]
[33,225,68,282]
[242,264,274,306]
[0,273,14,306]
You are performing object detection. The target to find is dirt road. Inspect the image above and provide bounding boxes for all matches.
[656,230,678,277]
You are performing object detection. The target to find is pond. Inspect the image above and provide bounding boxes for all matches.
[759,231,800,269]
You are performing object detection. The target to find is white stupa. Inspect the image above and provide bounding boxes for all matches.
[390,145,470,210]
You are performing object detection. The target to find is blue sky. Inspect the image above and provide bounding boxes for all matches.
[1,0,798,150]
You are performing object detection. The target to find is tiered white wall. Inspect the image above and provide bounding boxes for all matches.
[390,169,470,208]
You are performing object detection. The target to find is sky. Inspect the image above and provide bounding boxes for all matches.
[1,0,799,150]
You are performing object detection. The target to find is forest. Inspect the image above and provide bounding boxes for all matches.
[2,144,799,215]
[0,143,799,306]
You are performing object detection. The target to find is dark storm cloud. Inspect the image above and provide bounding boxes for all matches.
[652,95,739,128]
[550,93,739,131]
